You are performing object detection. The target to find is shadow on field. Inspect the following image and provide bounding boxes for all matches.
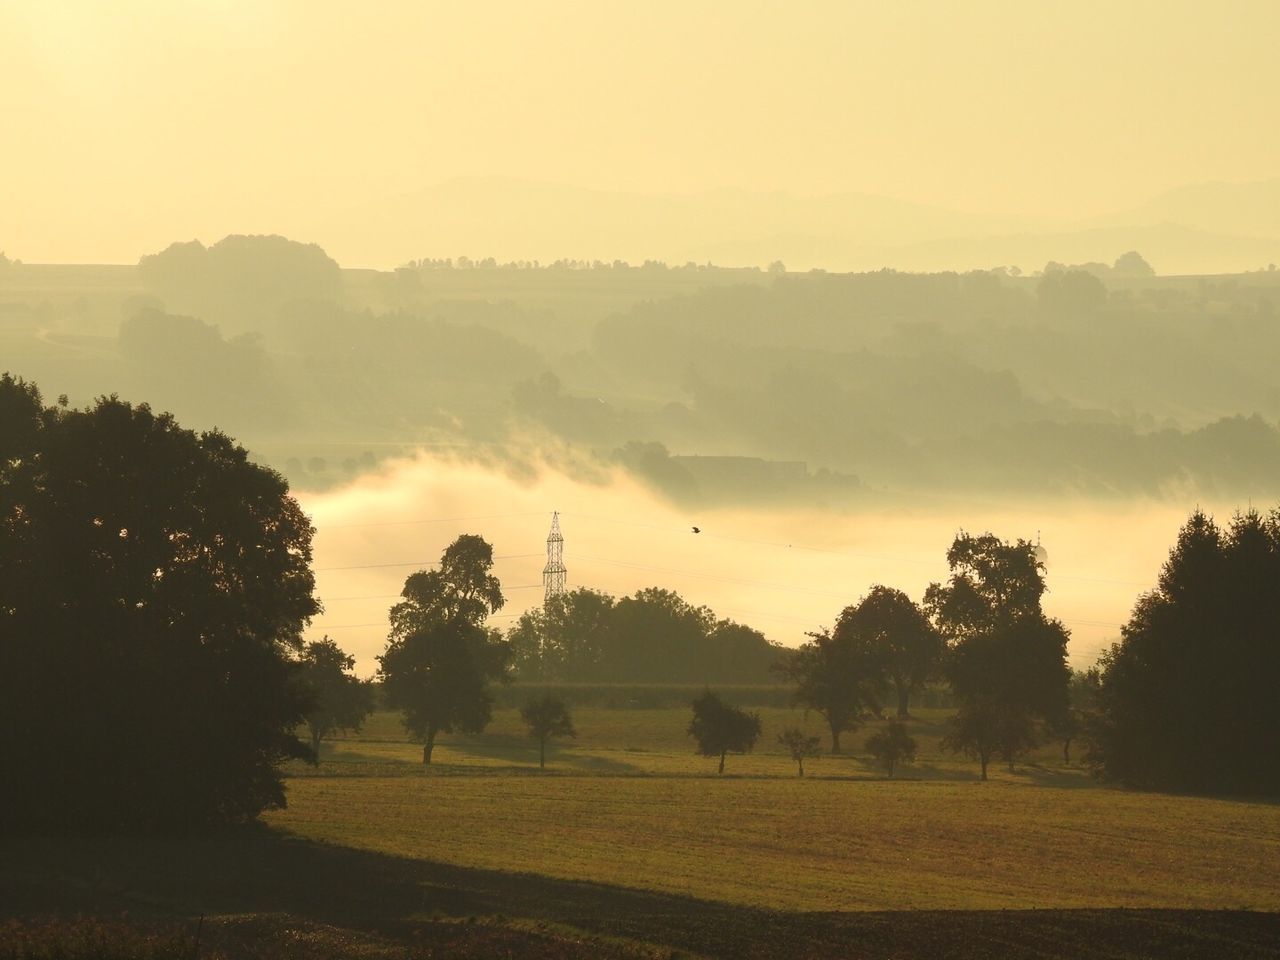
[3,827,1279,960]
[443,736,646,774]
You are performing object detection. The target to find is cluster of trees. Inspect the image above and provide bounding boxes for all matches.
[506,586,782,683]
[773,535,1070,781]
[1089,508,1280,795]
[0,375,320,832]
[401,257,761,273]
[776,586,942,751]
[138,235,341,331]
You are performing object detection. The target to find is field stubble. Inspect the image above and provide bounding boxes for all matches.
[273,705,1280,915]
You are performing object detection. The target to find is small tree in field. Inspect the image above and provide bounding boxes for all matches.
[777,728,822,777]
[298,637,375,758]
[521,694,575,769]
[941,702,1004,780]
[865,720,917,777]
[688,690,761,773]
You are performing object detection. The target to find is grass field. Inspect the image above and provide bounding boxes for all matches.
[7,695,1280,958]
[269,775,1280,913]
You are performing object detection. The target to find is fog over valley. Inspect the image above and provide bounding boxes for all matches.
[7,6,1280,954]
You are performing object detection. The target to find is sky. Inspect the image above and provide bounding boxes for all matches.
[5,0,1280,264]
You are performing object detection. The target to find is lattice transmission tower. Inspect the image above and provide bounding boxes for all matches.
[542,511,566,604]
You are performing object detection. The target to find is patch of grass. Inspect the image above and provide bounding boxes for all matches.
[268,776,1280,913]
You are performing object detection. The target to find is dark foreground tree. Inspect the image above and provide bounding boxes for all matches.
[0,375,318,832]
[377,535,510,764]
[298,637,375,757]
[865,720,917,777]
[520,695,575,769]
[777,728,822,777]
[688,690,761,773]
[1090,509,1280,795]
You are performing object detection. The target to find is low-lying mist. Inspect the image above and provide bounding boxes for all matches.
[300,446,1225,678]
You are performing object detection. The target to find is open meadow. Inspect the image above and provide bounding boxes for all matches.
[271,700,1280,913]
[6,693,1280,958]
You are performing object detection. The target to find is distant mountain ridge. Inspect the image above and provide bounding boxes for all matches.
[305,176,1280,276]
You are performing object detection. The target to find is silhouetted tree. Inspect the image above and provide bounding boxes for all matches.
[1112,250,1155,277]
[927,532,1070,776]
[1089,508,1280,794]
[507,587,615,681]
[688,690,761,773]
[776,626,884,753]
[520,695,575,769]
[941,703,1003,781]
[865,720,917,777]
[377,535,510,764]
[777,728,822,777]
[0,375,318,832]
[297,637,375,758]
[837,585,940,717]
[1048,668,1099,764]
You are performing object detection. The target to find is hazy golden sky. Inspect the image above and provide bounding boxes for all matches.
[5,0,1279,263]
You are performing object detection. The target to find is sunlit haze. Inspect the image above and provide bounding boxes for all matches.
[298,450,1225,677]
[5,1,1280,267]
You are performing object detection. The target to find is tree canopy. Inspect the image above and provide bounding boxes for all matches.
[927,532,1070,778]
[835,585,940,718]
[1090,508,1280,795]
[775,624,884,753]
[377,535,510,764]
[520,694,575,769]
[297,637,375,757]
[507,585,781,683]
[688,690,761,774]
[0,374,318,832]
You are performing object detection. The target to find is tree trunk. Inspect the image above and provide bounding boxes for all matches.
[980,753,989,781]
[798,757,804,777]
[830,724,841,754]
[539,737,546,769]
[718,751,726,774]
[887,756,895,778]
[422,727,437,765]
[895,679,910,719]
[1063,736,1072,765]
[310,731,322,760]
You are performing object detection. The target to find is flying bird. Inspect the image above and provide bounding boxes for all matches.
[691,526,701,534]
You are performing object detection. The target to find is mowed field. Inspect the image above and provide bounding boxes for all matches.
[8,695,1280,958]
[265,702,1280,914]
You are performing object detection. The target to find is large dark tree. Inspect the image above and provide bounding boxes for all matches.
[297,637,375,757]
[836,585,941,718]
[927,532,1070,778]
[0,375,318,832]
[1090,509,1280,795]
[377,534,510,764]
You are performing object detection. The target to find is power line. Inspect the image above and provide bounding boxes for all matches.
[316,510,546,531]
[561,510,1150,589]
[315,552,541,572]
